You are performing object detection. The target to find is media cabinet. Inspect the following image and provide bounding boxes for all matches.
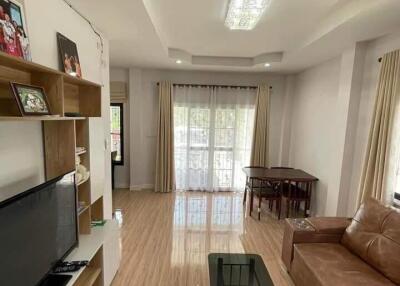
[0,51,120,286]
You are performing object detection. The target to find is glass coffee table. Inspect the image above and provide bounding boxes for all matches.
[208,253,274,286]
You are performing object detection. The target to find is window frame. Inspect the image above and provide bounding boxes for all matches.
[110,102,124,166]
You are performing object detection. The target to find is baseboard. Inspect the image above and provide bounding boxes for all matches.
[129,184,154,191]
[114,184,129,189]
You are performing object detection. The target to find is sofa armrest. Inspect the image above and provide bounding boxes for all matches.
[281,217,351,271]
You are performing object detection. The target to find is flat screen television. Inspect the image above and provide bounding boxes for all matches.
[0,172,78,286]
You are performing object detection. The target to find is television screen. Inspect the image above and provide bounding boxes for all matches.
[0,172,78,286]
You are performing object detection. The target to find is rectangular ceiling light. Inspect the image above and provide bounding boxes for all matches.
[225,0,270,30]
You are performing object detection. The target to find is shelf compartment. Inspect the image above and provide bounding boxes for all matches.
[78,206,91,235]
[73,245,103,286]
[64,81,101,117]
[75,120,89,151]
[0,65,64,117]
[91,197,104,221]
[73,267,101,286]
[77,181,91,212]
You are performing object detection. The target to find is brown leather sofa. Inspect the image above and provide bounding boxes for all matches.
[282,199,400,286]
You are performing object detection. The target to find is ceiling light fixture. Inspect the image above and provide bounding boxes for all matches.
[264,63,271,67]
[176,59,182,64]
[225,0,270,30]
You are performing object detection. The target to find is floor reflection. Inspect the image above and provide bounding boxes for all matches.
[171,192,245,267]
[111,190,292,286]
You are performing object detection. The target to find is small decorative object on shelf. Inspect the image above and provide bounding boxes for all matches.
[75,155,90,185]
[0,1,32,61]
[91,220,106,227]
[76,146,86,154]
[57,32,82,78]
[10,82,51,116]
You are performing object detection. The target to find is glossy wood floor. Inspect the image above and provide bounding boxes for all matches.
[111,190,294,286]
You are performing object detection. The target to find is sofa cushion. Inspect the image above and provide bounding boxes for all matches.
[291,243,395,286]
[341,198,400,284]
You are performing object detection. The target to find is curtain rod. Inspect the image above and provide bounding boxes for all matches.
[157,82,272,90]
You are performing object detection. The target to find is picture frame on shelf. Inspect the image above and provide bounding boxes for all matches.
[10,82,51,116]
[0,0,31,61]
[56,32,82,78]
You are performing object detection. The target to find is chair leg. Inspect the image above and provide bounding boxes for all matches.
[243,188,247,205]
[258,197,262,220]
[304,200,309,217]
[277,199,281,220]
[249,189,254,216]
[291,200,295,216]
[286,199,290,218]
[269,200,273,211]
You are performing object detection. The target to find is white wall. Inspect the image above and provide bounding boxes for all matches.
[110,68,130,189]
[288,57,341,216]
[287,32,400,216]
[347,32,400,215]
[109,68,287,190]
[0,122,45,201]
[0,0,112,217]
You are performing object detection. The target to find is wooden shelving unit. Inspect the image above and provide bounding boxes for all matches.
[0,51,102,236]
[0,52,101,119]
[62,220,119,286]
[0,116,86,121]
[0,51,114,286]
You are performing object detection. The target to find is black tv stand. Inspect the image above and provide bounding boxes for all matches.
[39,274,72,286]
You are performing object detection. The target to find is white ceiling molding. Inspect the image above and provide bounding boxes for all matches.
[68,0,400,72]
[192,56,253,67]
[168,48,192,63]
[168,48,283,67]
[253,52,283,65]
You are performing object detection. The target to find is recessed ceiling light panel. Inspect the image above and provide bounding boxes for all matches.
[225,0,270,30]
[264,63,271,67]
[176,59,182,64]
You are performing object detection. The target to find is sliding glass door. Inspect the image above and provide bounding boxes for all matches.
[174,86,255,192]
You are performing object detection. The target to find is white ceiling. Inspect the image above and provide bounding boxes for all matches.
[67,0,400,73]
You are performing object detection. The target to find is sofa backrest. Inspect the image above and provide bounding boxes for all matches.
[341,198,400,285]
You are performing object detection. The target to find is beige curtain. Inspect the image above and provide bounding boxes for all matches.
[155,81,175,193]
[250,84,271,167]
[357,50,400,206]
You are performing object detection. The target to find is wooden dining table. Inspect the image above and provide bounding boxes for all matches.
[242,167,318,218]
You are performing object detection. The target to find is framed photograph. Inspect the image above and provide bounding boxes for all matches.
[56,32,82,78]
[0,0,31,61]
[10,82,51,116]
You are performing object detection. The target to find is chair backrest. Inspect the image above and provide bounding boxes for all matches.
[271,167,294,170]
[341,198,400,285]
[285,180,312,198]
[244,166,268,169]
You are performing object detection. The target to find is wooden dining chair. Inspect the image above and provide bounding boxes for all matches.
[255,179,282,220]
[242,166,267,206]
[271,167,294,170]
[267,167,294,212]
[282,179,313,218]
